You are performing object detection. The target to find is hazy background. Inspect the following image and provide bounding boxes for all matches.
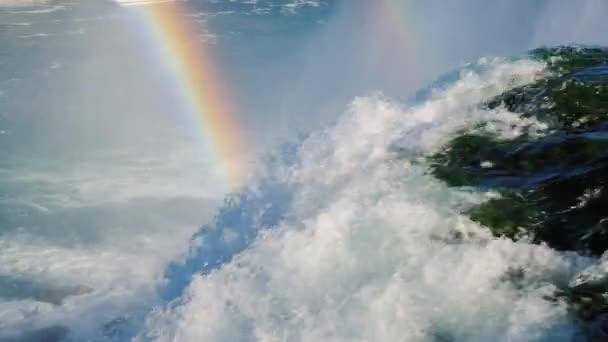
[2,0,608,166]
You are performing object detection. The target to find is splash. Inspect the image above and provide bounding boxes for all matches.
[137,57,594,341]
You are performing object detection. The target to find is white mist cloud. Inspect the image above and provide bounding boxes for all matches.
[531,0,608,47]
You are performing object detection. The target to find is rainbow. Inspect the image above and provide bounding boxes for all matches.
[118,0,247,191]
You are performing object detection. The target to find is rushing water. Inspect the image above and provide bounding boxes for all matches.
[2,1,608,341]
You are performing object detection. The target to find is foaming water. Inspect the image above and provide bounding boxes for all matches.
[0,145,221,339]
[137,58,594,341]
[3,1,608,341]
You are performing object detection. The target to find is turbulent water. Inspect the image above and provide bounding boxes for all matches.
[3,1,608,342]
[139,59,589,342]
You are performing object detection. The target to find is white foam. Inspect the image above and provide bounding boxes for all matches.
[137,58,594,341]
[0,143,222,338]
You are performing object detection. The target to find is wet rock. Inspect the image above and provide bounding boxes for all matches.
[429,46,608,255]
[588,313,608,341]
[570,252,608,294]
[580,218,608,255]
[428,46,608,324]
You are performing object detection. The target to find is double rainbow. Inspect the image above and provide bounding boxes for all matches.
[118,0,247,191]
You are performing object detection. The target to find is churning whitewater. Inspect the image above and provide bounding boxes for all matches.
[134,57,595,341]
[0,52,599,342]
[0,48,602,342]
[4,1,608,341]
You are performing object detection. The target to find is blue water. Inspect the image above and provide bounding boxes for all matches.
[1,1,608,341]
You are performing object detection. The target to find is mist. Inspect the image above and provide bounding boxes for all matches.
[3,0,607,163]
[240,0,608,149]
[2,1,608,339]
[281,0,608,102]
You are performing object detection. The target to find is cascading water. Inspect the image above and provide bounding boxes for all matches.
[2,1,608,341]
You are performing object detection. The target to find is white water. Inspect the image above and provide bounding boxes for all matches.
[135,59,595,341]
[0,146,221,339]
[3,1,608,341]
[0,48,600,342]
